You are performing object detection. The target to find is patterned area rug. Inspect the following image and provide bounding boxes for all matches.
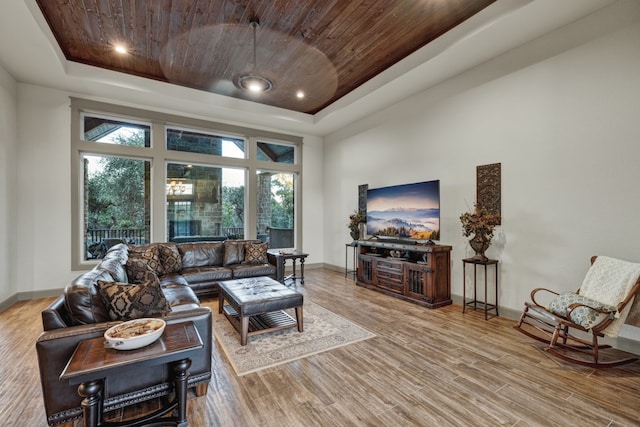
[213,301,375,376]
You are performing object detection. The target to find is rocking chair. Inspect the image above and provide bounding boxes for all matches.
[514,255,640,368]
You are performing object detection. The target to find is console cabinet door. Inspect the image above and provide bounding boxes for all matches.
[357,255,376,286]
[404,263,434,303]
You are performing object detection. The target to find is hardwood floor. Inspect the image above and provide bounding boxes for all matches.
[3,268,640,426]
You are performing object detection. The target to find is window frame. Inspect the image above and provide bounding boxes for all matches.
[70,98,303,270]
[255,169,298,249]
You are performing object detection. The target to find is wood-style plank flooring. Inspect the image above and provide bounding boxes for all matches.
[2,268,640,426]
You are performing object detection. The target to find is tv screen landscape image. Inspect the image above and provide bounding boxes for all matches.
[366,180,440,241]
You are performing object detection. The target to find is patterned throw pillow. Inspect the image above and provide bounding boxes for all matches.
[127,245,163,275]
[223,241,245,266]
[243,242,268,264]
[97,279,170,321]
[157,243,182,274]
[548,292,617,331]
[126,257,160,285]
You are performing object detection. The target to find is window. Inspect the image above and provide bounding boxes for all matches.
[83,114,150,147]
[257,141,295,164]
[257,171,295,249]
[71,98,302,269]
[166,163,246,241]
[167,128,245,158]
[84,154,151,258]
[80,116,152,261]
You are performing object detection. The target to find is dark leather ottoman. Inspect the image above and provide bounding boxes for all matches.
[218,276,303,345]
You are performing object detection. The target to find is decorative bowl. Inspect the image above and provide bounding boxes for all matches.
[104,318,166,350]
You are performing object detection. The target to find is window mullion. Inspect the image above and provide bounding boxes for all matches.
[243,137,257,240]
[151,121,167,244]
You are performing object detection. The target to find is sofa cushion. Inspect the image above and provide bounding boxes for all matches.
[158,273,190,288]
[223,240,245,266]
[64,269,113,325]
[180,266,233,284]
[98,256,128,283]
[242,241,268,264]
[231,263,277,279]
[104,243,129,263]
[160,282,200,311]
[178,242,224,268]
[97,279,170,321]
[127,245,163,275]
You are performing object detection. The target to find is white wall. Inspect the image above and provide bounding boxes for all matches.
[0,65,17,304]
[324,3,640,338]
[12,84,324,296]
[16,86,73,294]
[299,134,325,262]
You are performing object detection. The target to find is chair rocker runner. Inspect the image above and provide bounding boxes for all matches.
[514,256,640,368]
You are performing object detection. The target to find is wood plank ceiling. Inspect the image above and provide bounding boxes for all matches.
[36,0,496,114]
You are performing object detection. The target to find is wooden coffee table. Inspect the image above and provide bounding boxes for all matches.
[218,277,303,346]
[60,321,203,427]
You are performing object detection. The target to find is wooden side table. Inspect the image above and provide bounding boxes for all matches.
[462,258,499,320]
[60,321,203,427]
[268,250,309,285]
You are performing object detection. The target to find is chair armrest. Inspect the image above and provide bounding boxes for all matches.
[566,301,617,319]
[530,288,560,307]
[267,252,284,282]
[41,295,75,330]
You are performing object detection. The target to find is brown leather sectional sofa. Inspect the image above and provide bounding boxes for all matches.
[36,240,277,427]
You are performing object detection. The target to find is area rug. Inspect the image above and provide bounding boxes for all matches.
[213,301,375,376]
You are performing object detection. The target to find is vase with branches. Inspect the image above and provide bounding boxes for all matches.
[347,210,366,241]
[460,203,501,261]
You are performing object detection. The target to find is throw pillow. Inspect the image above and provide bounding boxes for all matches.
[127,245,163,275]
[157,243,182,273]
[223,240,245,266]
[243,242,268,264]
[547,291,617,331]
[126,257,160,285]
[97,279,170,321]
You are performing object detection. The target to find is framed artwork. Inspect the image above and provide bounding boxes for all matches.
[358,184,368,215]
[477,163,501,223]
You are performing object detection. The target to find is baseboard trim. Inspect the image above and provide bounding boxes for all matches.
[0,289,63,313]
[18,288,64,300]
[0,294,18,313]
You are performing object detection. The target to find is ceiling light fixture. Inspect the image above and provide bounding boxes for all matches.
[236,18,273,93]
[114,44,128,54]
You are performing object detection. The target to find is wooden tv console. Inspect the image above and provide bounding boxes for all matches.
[356,240,452,308]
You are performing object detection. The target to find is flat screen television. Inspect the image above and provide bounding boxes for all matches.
[366,180,440,243]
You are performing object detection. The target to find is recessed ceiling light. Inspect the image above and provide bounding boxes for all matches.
[114,44,128,54]
[296,90,305,99]
[236,75,273,93]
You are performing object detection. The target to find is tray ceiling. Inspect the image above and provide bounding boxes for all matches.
[35,0,496,114]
